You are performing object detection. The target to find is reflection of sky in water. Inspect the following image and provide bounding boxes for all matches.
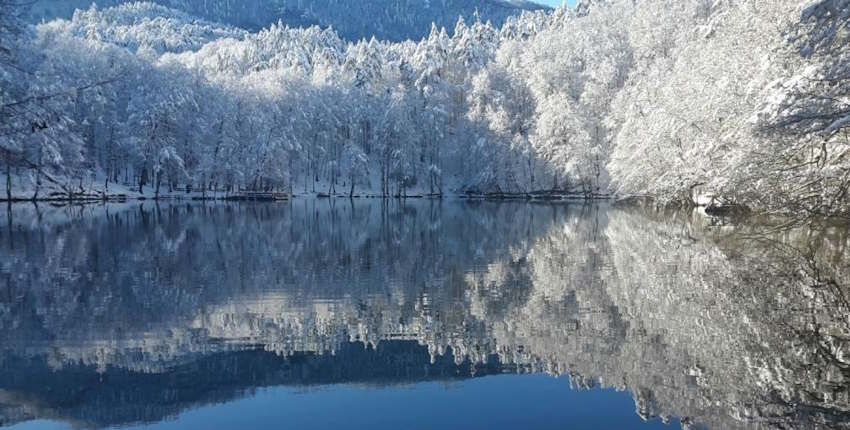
[10,376,674,430]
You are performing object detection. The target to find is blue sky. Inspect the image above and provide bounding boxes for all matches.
[533,0,577,7]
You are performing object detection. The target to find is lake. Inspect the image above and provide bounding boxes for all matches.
[0,200,848,429]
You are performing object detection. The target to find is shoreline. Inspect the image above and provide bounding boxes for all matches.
[0,189,747,217]
[0,190,617,203]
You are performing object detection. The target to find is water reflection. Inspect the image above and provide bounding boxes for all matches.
[0,200,848,429]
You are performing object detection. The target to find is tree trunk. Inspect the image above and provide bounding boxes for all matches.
[5,151,11,202]
[155,172,161,199]
[31,145,42,202]
[429,153,435,195]
[33,168,40,202]
[595,154,601,194]
[381,161,387,198]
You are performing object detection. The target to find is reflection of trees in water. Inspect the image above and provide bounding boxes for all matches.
[0,201,848,429]
[0,341,503,429]
[602,208,850,429]
[726,223,850,429]
[0,200,558,370]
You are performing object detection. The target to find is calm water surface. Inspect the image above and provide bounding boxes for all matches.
[0,200,848,429]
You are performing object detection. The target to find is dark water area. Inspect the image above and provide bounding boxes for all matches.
[0,200,848,429]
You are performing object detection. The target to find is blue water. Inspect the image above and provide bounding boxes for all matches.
[10,375,673,430]
[2,200,846,429]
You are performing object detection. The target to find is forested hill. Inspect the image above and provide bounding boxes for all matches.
[2,1,849,217]
[27,0,549,41]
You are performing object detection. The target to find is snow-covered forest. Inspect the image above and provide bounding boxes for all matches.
[25,0,548,41]
[1,0,849,215]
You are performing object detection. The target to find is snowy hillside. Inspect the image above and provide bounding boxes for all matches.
[28,0,549,41]
[42,3,247,54]
[3,0,850,216]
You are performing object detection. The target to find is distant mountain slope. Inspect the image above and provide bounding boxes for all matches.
[28,0,549,41]
[41,3,247,54]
